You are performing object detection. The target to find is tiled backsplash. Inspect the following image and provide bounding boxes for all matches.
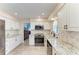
[6,30,20,38]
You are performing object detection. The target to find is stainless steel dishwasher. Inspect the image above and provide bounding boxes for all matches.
[47,40,52,55]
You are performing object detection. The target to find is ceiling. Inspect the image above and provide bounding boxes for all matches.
[0,3,57,19]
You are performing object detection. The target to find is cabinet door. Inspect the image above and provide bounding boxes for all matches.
[58,4,67,31]
[68,4,79,31]
[15,36,22,46]
[5,19,14,30]
[6,38,15,54]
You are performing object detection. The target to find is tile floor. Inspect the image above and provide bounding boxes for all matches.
[8,39,47,55]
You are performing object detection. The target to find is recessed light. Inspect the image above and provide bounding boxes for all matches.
[51,18,55,20]
[51,17,58,21]
[36,16,43,21]
[38,16,41,18]
[41,13,45,15]
[14,12,18,16]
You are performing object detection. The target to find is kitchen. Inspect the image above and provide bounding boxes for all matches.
[0,3,79,55]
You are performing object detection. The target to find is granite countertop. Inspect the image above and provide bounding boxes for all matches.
[43,30,79,55]
[59,40,79,55]
[47,35,79,55]
[47,37,66,55]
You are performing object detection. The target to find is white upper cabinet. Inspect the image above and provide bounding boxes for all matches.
[5,19,20,30]
[68,4,79,31]
[58,4,79,31]
[58,4,67,31]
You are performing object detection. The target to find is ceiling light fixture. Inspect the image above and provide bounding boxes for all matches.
[14,12,18,16]
[51,18,55,20]
[41,13,45,15]
[38,16,41,18]
[37,16,42,21]
[51,17,58,21]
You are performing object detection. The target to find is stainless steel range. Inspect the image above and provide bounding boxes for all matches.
[35,33,44,46]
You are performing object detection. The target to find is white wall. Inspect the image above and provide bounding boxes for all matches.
[19,19,25,43]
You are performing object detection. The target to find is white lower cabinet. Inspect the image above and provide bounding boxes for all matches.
[6,38,15,54]
[15,36,22,46]
[52,47,57,55]
[6,35,22,54]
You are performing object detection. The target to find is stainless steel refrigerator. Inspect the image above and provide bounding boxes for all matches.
[0,20,5,55]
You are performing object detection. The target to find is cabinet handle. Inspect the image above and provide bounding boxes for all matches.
[64,25,68,29]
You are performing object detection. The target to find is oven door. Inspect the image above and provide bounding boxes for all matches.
[47,40,52,55]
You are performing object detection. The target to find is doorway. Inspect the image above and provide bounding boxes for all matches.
[24,23,31,46]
